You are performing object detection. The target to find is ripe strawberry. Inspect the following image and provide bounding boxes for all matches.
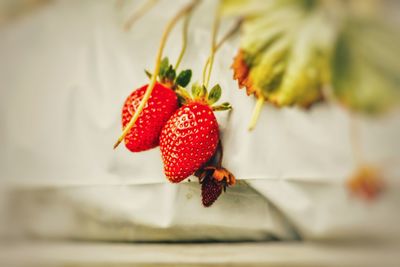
[118,57,192,152]
[159,83,232,182]
[160,102,219,182]
[122,82,178,152]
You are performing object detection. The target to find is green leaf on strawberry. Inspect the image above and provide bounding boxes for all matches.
[212,102,232,111]
[148,57,193,91]
[207,84,222,105]
[191,83,207,99]
[158,57,170,79]
[176,69,192,87]
[144,69,152,79]
[165,65,176,81]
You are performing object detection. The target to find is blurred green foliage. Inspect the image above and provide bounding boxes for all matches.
[223,0,400,114]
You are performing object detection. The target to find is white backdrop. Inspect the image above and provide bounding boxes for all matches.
[1,0,400,242]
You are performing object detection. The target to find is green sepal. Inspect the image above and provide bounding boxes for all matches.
[175,86,191,106]
[175,69,192,87]
[212,102,232,111]
[158,57,169,79]
[165,65,176,81]
[200,85,208,99]
[191,83,201,98]
[207,84,222,105]
[144,69,152,79]
[191,83,207,99]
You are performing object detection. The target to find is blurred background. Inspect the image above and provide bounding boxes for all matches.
[0,0,400,266]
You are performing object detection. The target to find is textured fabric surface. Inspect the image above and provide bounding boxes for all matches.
[1,0,399,242]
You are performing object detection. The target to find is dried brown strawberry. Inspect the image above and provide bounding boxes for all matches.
[198,166,236,207]
[201,175,223,207]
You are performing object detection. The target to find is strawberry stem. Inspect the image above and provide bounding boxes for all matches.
[202,4,221,88]
[124,0,159,31]
[114,0,200,149]
[202,19,242,82]
[174,10,193,70]
[248,96,264,131]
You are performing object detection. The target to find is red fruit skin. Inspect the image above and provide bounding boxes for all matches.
[122,83,178,152]
[160,102,219,183]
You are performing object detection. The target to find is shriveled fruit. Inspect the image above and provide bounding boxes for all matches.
[201,176,223,207]
[197,166,236,207]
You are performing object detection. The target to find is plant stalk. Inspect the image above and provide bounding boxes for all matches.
[124,0,160,31]
[202,4,221,88]
[248,96,265,131]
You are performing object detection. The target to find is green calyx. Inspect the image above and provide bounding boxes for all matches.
[212,102,232,111]
[191,83,207,100]
[145,56,192,89]
[208,84,222,105]
[175,69,192,87]
[145,57,231,111]
[176,82,231,111]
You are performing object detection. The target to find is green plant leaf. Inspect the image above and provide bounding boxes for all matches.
[229,1,336,108]
[191,83,202,98]
[212,102,232,111]
[225,0,400,117]
[223,0,400,130]
[158,57,169,79]
[176,69,192,87]
[144,69,152,79]
[191,83,207,99]
[165,65,176,81]
[332,19,400,114]
[208,84,222,105]
[199,85,207,99]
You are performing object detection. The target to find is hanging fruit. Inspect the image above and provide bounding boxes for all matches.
[114,0,238,207]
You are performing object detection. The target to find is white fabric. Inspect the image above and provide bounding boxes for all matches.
[1,0,399,241]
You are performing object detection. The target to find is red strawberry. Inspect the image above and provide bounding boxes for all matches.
[122,82,178,152]
[159,102,220,182]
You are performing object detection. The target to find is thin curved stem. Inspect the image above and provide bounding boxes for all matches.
[248,96,265,131]
[202,5,221,88]
[124,0,159,31]
[174,11,192,70]
[202,19,242,82]
[114,0,200,149]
